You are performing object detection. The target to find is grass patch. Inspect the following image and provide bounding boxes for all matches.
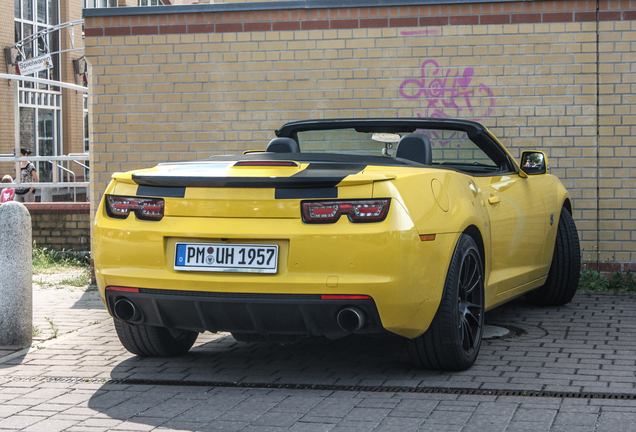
[33,245,90,274]
[59,271,91,287]
[45,317,59,339]
[578,267,636,293]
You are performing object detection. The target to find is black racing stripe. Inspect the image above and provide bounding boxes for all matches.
[291,163,366,179]
[132,176,351,188]
[132,163,367,189]
[275,187,338,200]
[136,185,186,198]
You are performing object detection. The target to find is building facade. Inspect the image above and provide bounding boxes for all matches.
[1,0,86,193]
[0,0,176,201]
[83,0,636,271]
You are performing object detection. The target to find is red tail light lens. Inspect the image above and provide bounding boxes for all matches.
[106,195,164,221]
[106,286,140,293]
[301,199,390,223]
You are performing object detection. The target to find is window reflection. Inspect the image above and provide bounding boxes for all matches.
[38,109,54,182]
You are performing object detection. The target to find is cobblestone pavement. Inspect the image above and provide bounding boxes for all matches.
[0,274,635,431]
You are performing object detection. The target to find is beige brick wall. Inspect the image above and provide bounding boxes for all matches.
[19,203,90,252]
[84,1,636,268]
[597,19,636,265]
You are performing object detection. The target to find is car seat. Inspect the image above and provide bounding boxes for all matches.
[266,137,300,153]
[395,134,432,165]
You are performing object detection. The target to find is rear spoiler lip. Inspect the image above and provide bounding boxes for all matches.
[131,175,350,189]
[130,173,396,189]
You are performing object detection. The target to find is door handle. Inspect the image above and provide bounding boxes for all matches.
[488,196,501,205]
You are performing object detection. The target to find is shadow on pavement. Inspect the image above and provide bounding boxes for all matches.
[70,288,106,309]
[86,333,422,430]
[85,297,565,430]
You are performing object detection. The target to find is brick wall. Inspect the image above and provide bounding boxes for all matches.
[83,0,636,269]
[598,17,635,266]
[24,202,90,252]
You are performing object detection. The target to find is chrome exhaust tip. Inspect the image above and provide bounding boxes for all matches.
[113,298,142,323]
[337,307,366,332]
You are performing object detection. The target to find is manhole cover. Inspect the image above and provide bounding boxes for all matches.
[483,324,511,339]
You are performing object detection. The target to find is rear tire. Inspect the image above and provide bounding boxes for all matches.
[407,234,485,371]
[525,208,580,307]
[113,319,198,357]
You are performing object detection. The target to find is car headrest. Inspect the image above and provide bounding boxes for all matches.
[395,134,432,165]
[266,137,300,153]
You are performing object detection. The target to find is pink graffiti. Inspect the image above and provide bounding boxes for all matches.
[398,59,495,147]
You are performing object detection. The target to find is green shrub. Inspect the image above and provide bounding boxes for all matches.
[32,244,90,273]
[579,266,636,293]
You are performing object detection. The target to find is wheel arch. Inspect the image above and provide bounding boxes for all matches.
[562,197,573,216]
[462,224,485,271]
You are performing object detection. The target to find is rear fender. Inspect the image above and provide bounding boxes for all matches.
[374,173,492,284]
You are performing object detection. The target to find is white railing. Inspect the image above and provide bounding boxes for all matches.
[0,67,90,203]
[0,154,90,202]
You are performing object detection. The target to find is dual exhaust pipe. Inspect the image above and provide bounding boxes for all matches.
[336,306,366,332]
[113,298,142,323]
[114,298,366,332]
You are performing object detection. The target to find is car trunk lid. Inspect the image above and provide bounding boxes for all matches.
[111,160,397,219]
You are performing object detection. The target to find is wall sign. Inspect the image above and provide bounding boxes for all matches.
[17,54,54,76]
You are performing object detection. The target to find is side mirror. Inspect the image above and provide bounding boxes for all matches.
[520,151,548,176]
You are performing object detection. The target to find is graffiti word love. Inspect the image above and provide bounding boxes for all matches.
[399,59,494,120]
[398,59,495,147]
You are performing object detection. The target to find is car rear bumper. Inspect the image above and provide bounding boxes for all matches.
[95,193,459,339]
[105,287,385,339]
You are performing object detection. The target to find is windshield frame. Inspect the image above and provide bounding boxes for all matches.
[276,118,517,175]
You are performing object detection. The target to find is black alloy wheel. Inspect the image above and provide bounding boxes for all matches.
[407,234,485,371]
[457,246,484,355]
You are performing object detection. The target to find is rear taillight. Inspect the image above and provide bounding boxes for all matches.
[301,199,390,224]
[106,195,164,221]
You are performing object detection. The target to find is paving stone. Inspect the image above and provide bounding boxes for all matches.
[0,414,44,429]
[2,279,636,431]
[286,423,334,432]
[23,418,79,432]
[505,421,555,432]
[251,412,304,428]
[0,404,29,418]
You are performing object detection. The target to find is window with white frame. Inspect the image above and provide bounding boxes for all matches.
[14,0,60,87]
[83,0,118,7]
[14,0,62,184]
[139,0,165,6]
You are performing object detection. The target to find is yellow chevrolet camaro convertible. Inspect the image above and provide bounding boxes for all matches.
[94,118,580,371]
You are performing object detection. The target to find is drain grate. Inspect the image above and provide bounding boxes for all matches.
[2,376,635,400]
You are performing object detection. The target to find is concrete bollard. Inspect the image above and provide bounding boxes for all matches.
[0,202,32,347]
[40,187,53,203]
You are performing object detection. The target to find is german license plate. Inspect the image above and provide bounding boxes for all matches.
[174,242,278,273]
